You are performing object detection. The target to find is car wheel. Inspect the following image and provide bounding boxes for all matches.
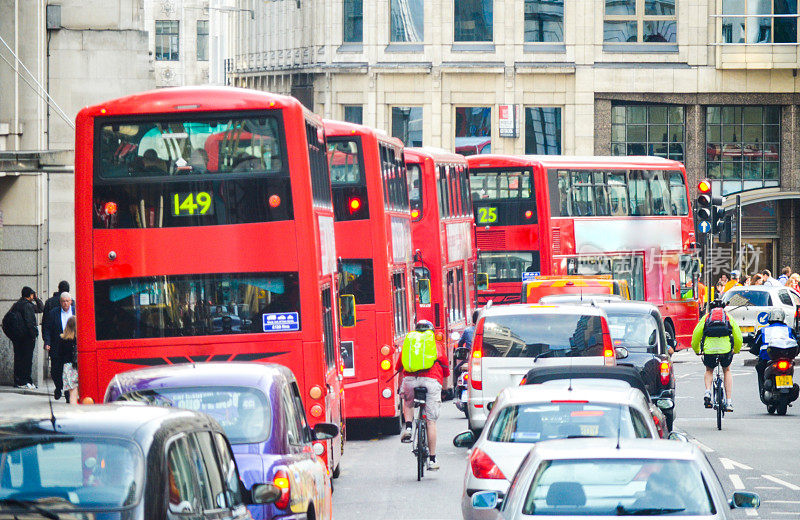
[664,321,676,351]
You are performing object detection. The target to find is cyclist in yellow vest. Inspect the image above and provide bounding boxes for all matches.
[396,320,450,470]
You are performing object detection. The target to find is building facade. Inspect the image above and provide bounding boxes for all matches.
[144,0,210,86]
[228,0,800,276]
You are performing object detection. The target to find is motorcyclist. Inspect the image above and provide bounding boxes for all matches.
[751,309,797,396]
[457,310,480,351]
[691,299,743,412]
[397,320,450,471]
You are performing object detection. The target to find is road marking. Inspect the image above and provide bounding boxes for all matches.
[769,513,800,516]
[762,474,800,491]
[744,508,758,517]
[754,486,782,490]
[729,473,745,489]
[720,458,753,470]
[693,440,714,453]
[764,500,800,504]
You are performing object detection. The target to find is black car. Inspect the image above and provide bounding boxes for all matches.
[0,402,279,520]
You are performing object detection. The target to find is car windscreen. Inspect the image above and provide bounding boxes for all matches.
[487,403,640,443]
[0,436,143,510]
[481,314,605,358]
[723,290,772,307]
[522,458,715,516]
[118,386,271,444]
[606,313,660,352]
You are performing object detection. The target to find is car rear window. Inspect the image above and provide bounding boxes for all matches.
[481,314,605,358]
[117,386,271,444]
[723,290,772,307]
[606,313,659,352]
[488,403,643,443]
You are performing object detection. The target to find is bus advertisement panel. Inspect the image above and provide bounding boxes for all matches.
[75,87,345,471]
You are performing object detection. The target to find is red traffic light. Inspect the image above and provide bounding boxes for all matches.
[698,180,711,194]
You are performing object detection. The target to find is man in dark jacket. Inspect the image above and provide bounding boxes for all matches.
[11,286,40,388]
[41,281,70,398]
[43,291,75,401]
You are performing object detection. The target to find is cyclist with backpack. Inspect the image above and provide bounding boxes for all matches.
[691,299,743,412]
[397,320,450,470]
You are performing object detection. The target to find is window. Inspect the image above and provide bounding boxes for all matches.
[343,105,363,124]
[307,120,332,206]
[611,104,685,162]
[155,20,180,61]
[567,254,646,301]
[339,259,375,304]
[455,0,493,41]
[167,437,201,514]
[328,137,369,221]
[478,251,540,283]
[343,0,363,43]
[321,287,336,370]
[706,106,780,195]
[95,114,290,229]
[94,272,300,340]
[525,107,561,155]
[413,266,431,304]
[455,107,491,155]
[191,432,227,511]
[280,385,303,445]
[391,107,423,147]
[392,271,410,336]
[380,143,410,211]
[722,0,798,43]
[470,169,536,226]
[604,0,677,43]
[524,0,564,42]
[606,313,660,351]
[391,0,423,42]
[778,289,794,306]
[196,20,209,61]
[290,382,314,443]
[212,433,245,508]
[481,313,606,358]
[408,163,423,218]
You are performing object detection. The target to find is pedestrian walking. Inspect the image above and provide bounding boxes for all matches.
[778,266,791,286]
[41,281,70,399]
[761,269,781,287]
[2,287,40,388]
[715,274,728,297]
[43,292,75,401]
[59,316,79,406]
[723,271,741,293]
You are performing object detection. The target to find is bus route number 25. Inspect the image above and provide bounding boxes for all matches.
[173,191,214,216]
[477,207,498,224]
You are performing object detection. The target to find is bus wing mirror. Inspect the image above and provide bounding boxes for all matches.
[417,278,431,305]
[339,294,356,328]
[477,273,489,291]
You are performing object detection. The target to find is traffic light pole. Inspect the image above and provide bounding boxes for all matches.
[736,194,742,273]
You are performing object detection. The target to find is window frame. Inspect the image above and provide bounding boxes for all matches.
[611,104,685,163]
[390,0,424,43]
[603,0,677,44]
[523,0,565,43]
[454,0,494,42]
[155,20,180,61]
[196,20,209,61]
[343,0,364,43]
[720,0,799,44]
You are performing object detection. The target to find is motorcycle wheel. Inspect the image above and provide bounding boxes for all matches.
[767,405,776,415]
[777,396,789,416]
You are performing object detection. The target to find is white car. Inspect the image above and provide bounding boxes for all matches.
[722,285,800,336]
[455,382,660,520]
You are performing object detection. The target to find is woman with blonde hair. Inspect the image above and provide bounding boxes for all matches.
[789,273,800,291]
[59,316,79,405]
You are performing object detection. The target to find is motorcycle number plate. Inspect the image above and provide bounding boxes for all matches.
[460,390,468,402]
[775,375,793,388]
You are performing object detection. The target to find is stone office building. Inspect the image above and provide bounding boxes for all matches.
[227,0,800,275]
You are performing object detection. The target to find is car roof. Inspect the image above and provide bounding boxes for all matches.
[0,401,213,439]
[538,294,625,304]
[530,438,700,461]
[106,362,294,398]
[496,383,643,408]
[520,365,650,399]
[593,301,662,316]
[480,303,607,318]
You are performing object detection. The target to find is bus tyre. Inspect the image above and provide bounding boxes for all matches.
[665,321,676,350]
[332,463,340,479]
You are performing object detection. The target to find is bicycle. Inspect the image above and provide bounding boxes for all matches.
[711,356,725,431]
[411,386,429,481]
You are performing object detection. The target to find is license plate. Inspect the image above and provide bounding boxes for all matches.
[460,390,468,402]
[579,425,600,436]
[776,375,793,388]
[740,326,755,333]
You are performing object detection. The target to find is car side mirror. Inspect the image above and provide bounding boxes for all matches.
[477,273,489,291]
[339,294,356,328]
[486,400,495,412]
[452,430,476,448]
[450,331,460,341]
[313,422,340,441]
[615,347,629,359]
[668,431,688,442]
[471,490,501,510]
[730,491,760,509]
[454,347,469,361]
[250,483,281,504]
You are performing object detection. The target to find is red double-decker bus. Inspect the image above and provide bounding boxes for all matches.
[469,155,699,349]
[324,119,414,433]
[405,148,476,390]
[75,87,345,471]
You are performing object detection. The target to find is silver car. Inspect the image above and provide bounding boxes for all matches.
[723,285,800,336]
[470,438,759,519]
[456,383,660,520]
[466,304,617,431]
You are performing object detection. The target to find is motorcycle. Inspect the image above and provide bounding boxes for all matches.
[453,346,469,417]
[748,333,800,415]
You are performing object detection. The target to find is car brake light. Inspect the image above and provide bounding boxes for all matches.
[777,360,791,371]
[551,400,589,404]
[470,324,484,390]
[519,377,527,385]
[469,448,506,480]
[273,469,291,509]
[603,345,615,366]
[660,361,671,386]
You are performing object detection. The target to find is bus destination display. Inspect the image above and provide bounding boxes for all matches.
[172,191,214,216]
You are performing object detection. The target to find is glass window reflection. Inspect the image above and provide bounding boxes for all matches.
[524,0,564,42]
[390,0,423,42]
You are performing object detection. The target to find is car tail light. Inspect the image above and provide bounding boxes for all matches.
[777,360,791,371]
[470,323,484,390]
[469,448,506,480]
[660,361,671,386]
[603,345,615,366]
[519,377,527,385]
[601,320,615,366]
[273,469,291,509]
[652,413,665,438]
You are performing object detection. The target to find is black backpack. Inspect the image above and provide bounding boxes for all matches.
[701,307,734,350]
[2,304,26,342]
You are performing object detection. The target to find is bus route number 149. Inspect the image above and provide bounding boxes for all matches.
[477,207,498,224]
[173,191,214,216]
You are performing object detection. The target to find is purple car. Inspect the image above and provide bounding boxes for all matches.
[104,362,339,520]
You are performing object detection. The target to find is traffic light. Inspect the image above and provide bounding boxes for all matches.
[711,198,726,235]
[696,180,712,234]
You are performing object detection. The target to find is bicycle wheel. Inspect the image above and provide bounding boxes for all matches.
[416,421,426,481]
[715,382,723,430]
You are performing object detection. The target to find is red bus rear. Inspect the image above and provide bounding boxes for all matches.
[467,155,554,304]
[405,148,476,391]
[324,120,414,432]
[75,87,345,471]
